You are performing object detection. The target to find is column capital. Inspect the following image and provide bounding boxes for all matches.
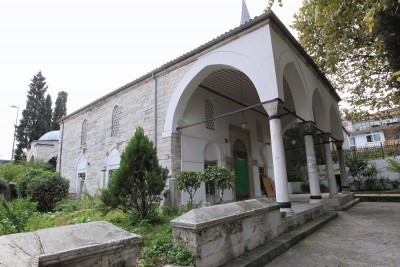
[318,132,331,143]
[334,140,344,150]
[299,121,316,136]
[263,99,284,120]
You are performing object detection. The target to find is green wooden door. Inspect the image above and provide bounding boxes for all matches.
[233,140,250,200]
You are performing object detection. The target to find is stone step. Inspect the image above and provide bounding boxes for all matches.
[336,198,360,211]
[354,193,400,202]
[222,211,338,267]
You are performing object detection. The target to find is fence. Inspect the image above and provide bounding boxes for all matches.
[333,142,400,161]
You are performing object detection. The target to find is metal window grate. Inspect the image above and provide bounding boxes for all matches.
[205,99,215,130]
[256,119,264,142]
[81,120,88,146]
[111,105,121,136]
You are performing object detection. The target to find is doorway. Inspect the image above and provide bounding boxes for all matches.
[233,140,250,200]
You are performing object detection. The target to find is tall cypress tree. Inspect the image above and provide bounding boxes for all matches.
[45,94,52,131]
[52,91,68,130]
[14,71,49,161]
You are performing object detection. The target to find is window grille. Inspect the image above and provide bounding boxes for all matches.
[205,99,215,130]
[111,105,121,136]
[256,120,264,142]
[81,120,88,146]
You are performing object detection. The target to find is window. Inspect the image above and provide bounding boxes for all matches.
[204,99,215,130]
[81,120,88,146]
[111,105,121,137]
[366,133,381,142]
[256,120,264,142]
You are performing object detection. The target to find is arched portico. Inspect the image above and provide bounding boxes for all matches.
[163,51,278,136]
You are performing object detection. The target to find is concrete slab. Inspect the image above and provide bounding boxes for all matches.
[265,202,400,267]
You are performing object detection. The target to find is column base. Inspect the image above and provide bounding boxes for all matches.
[309,195,323,203]
[278,202,293,214]
[340,186,351,193]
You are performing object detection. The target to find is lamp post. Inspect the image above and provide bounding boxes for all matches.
[11,105,19,161]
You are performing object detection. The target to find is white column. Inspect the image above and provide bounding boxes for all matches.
[320,133,338,197]
[301,122,322,203]
[335,140,350,193]
[264,100,292,213]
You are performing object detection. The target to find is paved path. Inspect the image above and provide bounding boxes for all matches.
[265,202,400,267]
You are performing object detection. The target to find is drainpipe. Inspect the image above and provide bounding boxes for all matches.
[58,121,64,173]
[153,73,158,148]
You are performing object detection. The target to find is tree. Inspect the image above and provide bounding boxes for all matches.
[100,127,168,219]
[265,0,399,118]
[45,94,52,131]
[176,170,201,209]
[201,166,235,204]
[52,91,68,130]
[291,0,400,119]
[14,71,50,161]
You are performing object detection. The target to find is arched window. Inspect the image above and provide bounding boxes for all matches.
[81,119,88,146]
[205,99,215,130]
[111,105,121,137]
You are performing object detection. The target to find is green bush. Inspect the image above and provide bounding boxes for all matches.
[17,169,69,212]
[0,163,27,183]
[101,127,168,219]
[0,179,7,194]
[176,171,201,209]
[201,166,235,204]
[0,198,37,235]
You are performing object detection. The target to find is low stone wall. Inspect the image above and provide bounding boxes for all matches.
[0,221,142,267]
[171,199,281,267]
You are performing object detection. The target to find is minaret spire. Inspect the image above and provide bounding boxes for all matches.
[240,0,251,25]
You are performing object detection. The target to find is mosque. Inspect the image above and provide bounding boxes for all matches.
[32,2,350,212]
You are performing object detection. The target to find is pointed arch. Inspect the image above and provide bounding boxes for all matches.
[106,148,121,187]
[312,88,329,132]
[330,106,344,140]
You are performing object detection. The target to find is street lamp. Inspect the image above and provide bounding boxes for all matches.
[11,105,19,161]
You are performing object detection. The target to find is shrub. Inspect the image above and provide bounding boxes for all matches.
[0,179,7,194]
[176,171,201,209]
[0,163,27,183]
[101,127,168,219]
[0,198,37,235]
[29,174,69,212]
[17,169,69,212]
[201,166,235,204]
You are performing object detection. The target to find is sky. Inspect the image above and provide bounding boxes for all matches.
[0,0,303,161]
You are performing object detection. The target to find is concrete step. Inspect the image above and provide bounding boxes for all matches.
[223,211,338,267]
[336,198,360,211]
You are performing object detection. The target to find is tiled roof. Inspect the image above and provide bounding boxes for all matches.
[62,11,340,121]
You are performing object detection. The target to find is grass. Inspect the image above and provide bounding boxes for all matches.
[1,196,195,267]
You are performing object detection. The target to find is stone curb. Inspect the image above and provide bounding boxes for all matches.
[222,211,338,267]
[336,198,360,211]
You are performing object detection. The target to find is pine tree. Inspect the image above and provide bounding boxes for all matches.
[14,71,49,161]
[45,94,52,131]
[100,127,168,219]
[52,91,68,130]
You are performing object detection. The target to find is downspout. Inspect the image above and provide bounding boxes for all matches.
[58,121,64,173]
[153,73,158,148]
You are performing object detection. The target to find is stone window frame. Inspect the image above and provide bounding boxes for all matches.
[81,119,88,147]
[204,98,215,130]
[111,105,121,137]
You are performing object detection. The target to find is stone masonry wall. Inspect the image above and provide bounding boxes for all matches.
[59,62,194,195]
[171,199,281,267]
